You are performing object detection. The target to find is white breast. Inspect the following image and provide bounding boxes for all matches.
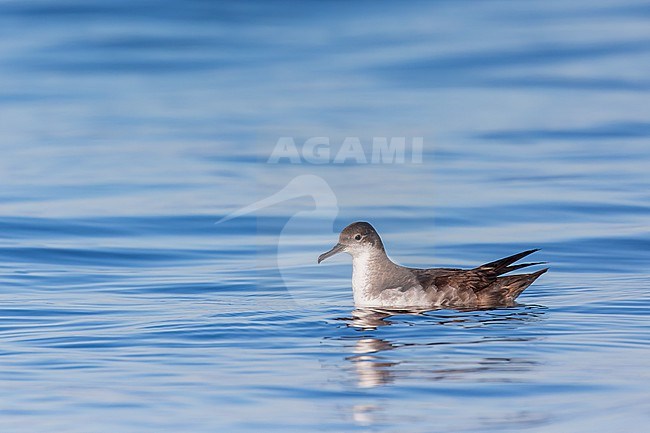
[351,252,373,305]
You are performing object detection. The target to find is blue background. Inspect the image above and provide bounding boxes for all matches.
[0,1,649,432]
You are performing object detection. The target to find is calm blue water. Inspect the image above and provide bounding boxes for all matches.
[1,1,650,432]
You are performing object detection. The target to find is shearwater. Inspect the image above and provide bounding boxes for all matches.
[318,222,547,309]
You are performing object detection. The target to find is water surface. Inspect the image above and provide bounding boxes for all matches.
[1,1,649,432]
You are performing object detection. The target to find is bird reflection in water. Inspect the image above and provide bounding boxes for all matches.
[339,306,546,426]
[340,306,545,389]
[348,337,397,388]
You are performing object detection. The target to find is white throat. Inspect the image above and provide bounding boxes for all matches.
[351,250,375,305]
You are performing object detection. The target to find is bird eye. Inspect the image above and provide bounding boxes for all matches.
[354,234,362,241]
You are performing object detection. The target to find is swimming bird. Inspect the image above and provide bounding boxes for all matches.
[318,222,547,309]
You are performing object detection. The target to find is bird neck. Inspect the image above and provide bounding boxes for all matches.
[351,248,396,304]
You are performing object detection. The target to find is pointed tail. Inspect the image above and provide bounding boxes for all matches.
[500,268,548,300]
